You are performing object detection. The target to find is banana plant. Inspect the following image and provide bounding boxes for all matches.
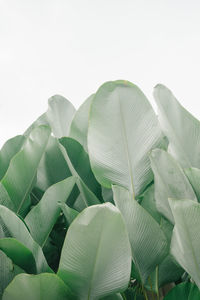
[1,80,200,299]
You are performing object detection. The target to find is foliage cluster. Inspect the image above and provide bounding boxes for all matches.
[1,81,200,299]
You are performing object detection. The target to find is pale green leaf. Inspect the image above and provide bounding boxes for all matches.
[150,149,197,223]
[169,198,200,289]
[154,84,200,168]
[112,185,168,283]
[69,94,94,151]
[2,273,75,300]
[88,80,164,196]
[57,203,132,299]
[46,95,76,138]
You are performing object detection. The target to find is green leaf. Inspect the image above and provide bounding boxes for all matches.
[163,282,200,299]
[112,185,168,283]
[154,84,200,168]
[140,184,161,224]
[144,218,183,291]
[25,176,76,247]
[59,137,102,204]
[46,95,76,138]
[102,187,114,204]
[24,113,48,137]
[150,149,197,224]
[88,80,164,196]
[0,125,50,215]
[101,294,123,300]
[69,94,94,151]
[58,202,79,225]
[0,238,36,274]
[2,273,75,300]
[0,205,51,273]
[35,136,71,192]
[169,198,200,289]
[0,135,25,180]
[0,250,24,299]
[57,203,132,299]
[184,167,200,202]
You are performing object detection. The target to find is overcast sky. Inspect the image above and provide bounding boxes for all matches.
[1,0,200,146]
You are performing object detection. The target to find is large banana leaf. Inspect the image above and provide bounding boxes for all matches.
[0,250,24,299]
[184,167,200,202]
[46,95,76,138]
[0,135,25,180]
[0,126,50,214]
[24,95,75,139]
[25,176,76,247]
[2,273,75,300]
[163,282,200,299]
[112,185,168,283]
[57,203,132,299]
[169,198,200,289]
[150,149,197,224]
[154,84,200,168]
[0,205,51,273]
[69,94,94,151]
[59,137,102,204]
[0,238,36,274]
[88,80,164,196]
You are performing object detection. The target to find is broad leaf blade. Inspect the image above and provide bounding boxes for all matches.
[112,185,168,283]
[25,176,76,247]
[2,273,75,300]
[57,203,132,299]
[69,94,94,151]
[88,80,164,196]
[46,95,76,138]
[0,205,51,273]
[169,198,200,289]
[150,149,197,223]
[154,84,200,168]
[0,135,25,180]
[0,238,36,274]
[0,126,50,214]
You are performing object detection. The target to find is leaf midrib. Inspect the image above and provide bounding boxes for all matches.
[118,99,135,196]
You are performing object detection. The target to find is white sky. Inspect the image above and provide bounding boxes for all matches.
[1,0,200,147]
